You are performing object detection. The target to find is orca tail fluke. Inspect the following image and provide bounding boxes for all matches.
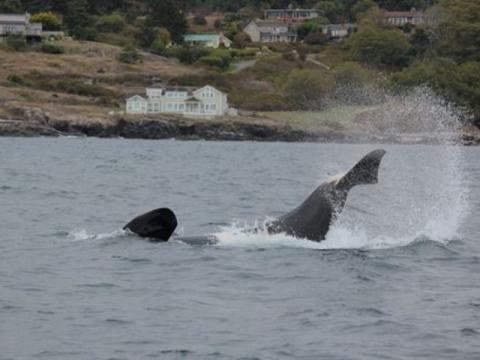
[124,208,177,242]
[337,149,386,191]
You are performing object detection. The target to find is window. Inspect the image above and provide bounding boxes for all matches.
[167,103,173,110]
[211,104,216,110]
[179,104,184,110]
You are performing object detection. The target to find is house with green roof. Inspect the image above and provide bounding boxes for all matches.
[183,33,232,48]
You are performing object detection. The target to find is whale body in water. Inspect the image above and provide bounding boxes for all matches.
[124,149,386,245]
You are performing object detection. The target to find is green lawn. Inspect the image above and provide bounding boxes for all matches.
[260,105,369,131]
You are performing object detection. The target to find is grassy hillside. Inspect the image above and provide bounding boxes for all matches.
[0,39,196,122]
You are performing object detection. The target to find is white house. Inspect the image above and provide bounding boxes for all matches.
[244,20,297,43]
[320,24,356,40]
[183,33,232,48]
[265,7,320,22]
[381,8,425,27]
[0,13,42,41]
[126,85,232,117]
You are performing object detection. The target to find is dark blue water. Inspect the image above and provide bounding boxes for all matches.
[1,138,479,360]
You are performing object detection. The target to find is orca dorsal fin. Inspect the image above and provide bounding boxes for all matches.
[124,208,177,242]
[336,149,386,191]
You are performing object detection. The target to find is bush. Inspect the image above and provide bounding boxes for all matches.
[31,11,62,31]
[214,19,222,29]
[7,74,25,85]
[6,34,27,51]
[167,46,209,64]
[334,62,379,104]
[95,12,125,33]
[284,69,334,109]
[117,46,142,63]
[304,30,327,45]
[40,42,65,54]
[233,31,251,49]
[95,32,132,47]
[150,39,166,55]
[199,55,231,70]
[335,62,372,87]
[193,15,207,25]
[71,26,97,41]
[7,71,117,100]
[297,21,317,41]
[156,27,171,46]
[230,48,257,59]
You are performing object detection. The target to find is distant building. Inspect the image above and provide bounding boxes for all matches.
[126,85,233,117]
[243,20,297,43]
[381,8,425,27]
[320,24,356,40]
[265,5,320,22]
[183,33,232,48]
[0,13,42,41]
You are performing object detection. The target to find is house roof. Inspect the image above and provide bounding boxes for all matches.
[321,24,356,30]
[164,86,196,93]
[0,14,28,24]
[126,94,147,101]
[147,83,165,89]
[248,20,297,35]
[265,8,319,13]
[184,34,220,42]
[381,10,424,17]
[252,20,291,27]
[185,96,202,102]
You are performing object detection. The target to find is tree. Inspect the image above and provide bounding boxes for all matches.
[345,24,411,68]
[436,0,480,62]
[314,1,346,23]
[233,31,251,49]
[0,0,22,13]
[64,0,93,39]
[147,0,187,44]
[30,12,62,31]
[297,21,318,41]
[408,27,433,58]
[351,0,378,19]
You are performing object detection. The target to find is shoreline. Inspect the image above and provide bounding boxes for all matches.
[1,116,479,145]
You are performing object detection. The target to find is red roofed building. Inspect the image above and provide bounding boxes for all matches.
[381,8,425,27]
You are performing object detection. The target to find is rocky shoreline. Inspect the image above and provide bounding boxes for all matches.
[1,115,479,145]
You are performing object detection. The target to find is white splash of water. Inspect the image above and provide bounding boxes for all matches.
[67,228,128,242]
[214,87,471,251]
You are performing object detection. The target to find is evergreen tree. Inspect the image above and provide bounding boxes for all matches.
[64,0,93,39]
[146,0,188,44]
[0,0,22,13]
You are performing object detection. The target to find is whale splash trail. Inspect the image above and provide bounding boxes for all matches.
[215,88,471,250]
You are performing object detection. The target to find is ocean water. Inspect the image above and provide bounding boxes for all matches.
[0,138,479,360]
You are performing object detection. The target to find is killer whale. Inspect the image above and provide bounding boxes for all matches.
[124,149,386,244]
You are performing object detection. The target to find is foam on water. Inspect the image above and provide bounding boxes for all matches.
[67,228,128,242]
